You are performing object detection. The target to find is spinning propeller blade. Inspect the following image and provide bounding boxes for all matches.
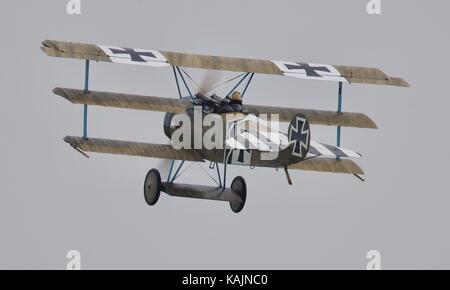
[198,70,224,94]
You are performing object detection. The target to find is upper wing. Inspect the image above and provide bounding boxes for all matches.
[64,136,204,162]
[288,157,364,175]
[41,40,409,87]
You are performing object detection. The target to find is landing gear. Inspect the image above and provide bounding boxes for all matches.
[230,176,247,213]
[143,169,161,206]
[143,162,247,213]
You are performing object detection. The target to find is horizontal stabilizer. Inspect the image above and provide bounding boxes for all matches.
[309,141,361,158]
[64,136,204,161]
[53,88,190,113]
[288,157,364,175]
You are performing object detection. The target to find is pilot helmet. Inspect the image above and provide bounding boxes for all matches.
[230,91,242,101]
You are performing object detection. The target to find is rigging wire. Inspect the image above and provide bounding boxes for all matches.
[171,161,193,181]
[179,68,201,93]
[195,162,221,186]
[178,67,246,94]
[206,73,246,93]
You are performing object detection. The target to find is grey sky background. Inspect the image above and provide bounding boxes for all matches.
[0,0,449,269]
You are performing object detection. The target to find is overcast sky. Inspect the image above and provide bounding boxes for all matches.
[0,0,449,269]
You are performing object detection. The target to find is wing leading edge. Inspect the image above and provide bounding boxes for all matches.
[53,87,191,114]
[42,40,409,87]
[64,136,204,162]
[53,87,377,129]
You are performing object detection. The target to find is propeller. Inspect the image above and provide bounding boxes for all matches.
[198,70,224,94]
[157,72,223,181]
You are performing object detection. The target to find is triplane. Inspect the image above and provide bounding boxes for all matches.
[42,40,409,213]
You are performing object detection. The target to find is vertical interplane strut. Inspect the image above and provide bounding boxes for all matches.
[336,81,343,160]
[83,60,90,140]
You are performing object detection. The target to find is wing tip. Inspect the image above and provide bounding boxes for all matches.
[52,87,74,103]
[388,77,410,87]
[41,39,52,48]
[63,135,77,146]
[352,161,365,175]
[363,114,378,129]
[41,39,57,56]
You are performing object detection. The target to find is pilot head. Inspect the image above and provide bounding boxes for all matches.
[230,91,242,103]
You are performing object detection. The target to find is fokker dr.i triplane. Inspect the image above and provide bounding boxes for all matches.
[42,40,409,213]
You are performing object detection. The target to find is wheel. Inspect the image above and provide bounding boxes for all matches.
[230,176,247,213]
[143,169,161,206]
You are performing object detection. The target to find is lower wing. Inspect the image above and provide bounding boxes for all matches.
[288,157,364,175]
[63,136,204,162]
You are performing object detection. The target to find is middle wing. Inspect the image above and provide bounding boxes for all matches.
[53,87,377,129]
[244,104,377,128]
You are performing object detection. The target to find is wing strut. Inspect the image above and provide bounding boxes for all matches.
[335,83,366,181]
[225,72,255,98]
[174,66,195,102]
[226,72,249,97]
[336,81,343,160]
[241,73,255,98]
[172,67,183,99]
[169,160,186,183]
[83,59,90,140]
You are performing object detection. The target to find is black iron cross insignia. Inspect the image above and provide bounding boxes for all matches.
[109,47,156,62]
[284,63,331,77]
[290,117,310,157]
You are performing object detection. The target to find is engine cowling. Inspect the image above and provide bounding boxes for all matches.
[163,112,175,139]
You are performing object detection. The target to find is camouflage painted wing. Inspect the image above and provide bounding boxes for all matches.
[41,40,409,87]
[53,87,191,114]
[288,157,364,175]
[244,104,377,128]
[53,88,377,129]
[64,136,204,162]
